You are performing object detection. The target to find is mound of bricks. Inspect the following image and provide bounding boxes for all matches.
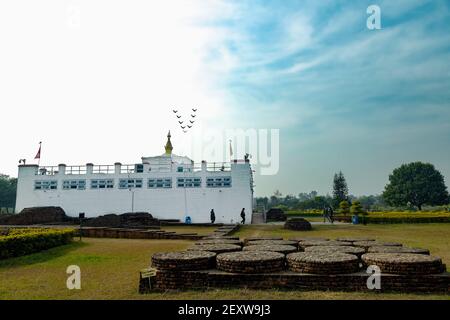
[188,244,242,254]
[284,218,312,231]
[353,241,402,250]
[246,239,298,247]
[152,251,216,271]
[304,245,366,258]
[336,237,376,242]
[362,253,445,275]
[298,240,351,250]
[217,251,285,274]
[368,246,430,255]
[195,239,243,246]
[287,252,360,274]
[243,244,298,255]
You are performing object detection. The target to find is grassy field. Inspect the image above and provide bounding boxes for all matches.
[0,224,449,300]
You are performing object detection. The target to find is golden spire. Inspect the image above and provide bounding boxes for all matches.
[164,131,173,155]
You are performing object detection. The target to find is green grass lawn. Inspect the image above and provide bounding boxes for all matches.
[0,224,449,300]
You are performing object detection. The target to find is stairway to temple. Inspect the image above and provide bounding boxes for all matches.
[251,212,266,224]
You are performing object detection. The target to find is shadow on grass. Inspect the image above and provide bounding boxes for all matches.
[0,240,88,269]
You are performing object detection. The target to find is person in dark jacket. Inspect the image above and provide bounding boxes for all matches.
[210,209,216,224]
[328,206,334,224]
[240,208,246,224]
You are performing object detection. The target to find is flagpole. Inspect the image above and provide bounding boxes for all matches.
[37,142,42,167]
[229,139,233,162]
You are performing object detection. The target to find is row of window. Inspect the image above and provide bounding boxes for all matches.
[34,177,232,190]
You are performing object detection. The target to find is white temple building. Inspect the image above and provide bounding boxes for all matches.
[15,132,254,224]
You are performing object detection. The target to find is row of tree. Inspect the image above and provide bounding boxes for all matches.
[256,162,450,212]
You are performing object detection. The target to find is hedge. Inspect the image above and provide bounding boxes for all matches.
[0,229,75,259]
[334,215,450,224]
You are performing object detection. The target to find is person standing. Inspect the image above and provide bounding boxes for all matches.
[210,209,216,224]
[240,208,246,224]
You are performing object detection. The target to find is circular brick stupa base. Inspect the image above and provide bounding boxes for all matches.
[188,244,242,254]
[195,239,243,246]
[368,246,430,255]
[217,251,285,274]
[362,253,444,275]
[305,245,366,258]
[336,237,376,243]
[152,251,216,271]
[298,240,351,251]
[243,244,298,254]
[246,240,298,247]
[289,237,329,242]
[284,218,312,231]
[204,236,240,240]
[287,252,360,274]
[353,241,402,250]
[243,236,283,245]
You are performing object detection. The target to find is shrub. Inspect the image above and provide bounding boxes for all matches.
[339,200,350,215]
[350,201,365,216]
[334,211,450,224]
[0,228,74,260]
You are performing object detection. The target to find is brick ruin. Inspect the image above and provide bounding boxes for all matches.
[140,236,450,293]
[284,218,312,231]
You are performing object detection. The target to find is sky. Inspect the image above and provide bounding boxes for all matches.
[0,0,449,197]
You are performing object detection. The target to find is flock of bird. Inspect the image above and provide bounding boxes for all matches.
[172,108,198,133]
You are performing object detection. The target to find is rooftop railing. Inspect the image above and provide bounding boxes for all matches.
[37,166,58,176]
[36,161,237,176]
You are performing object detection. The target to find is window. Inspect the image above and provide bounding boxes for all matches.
[206,177,232,188]
[63,180,86,190]
[91,179,114,189]
[177,177,201,188]
[135,164,144,173]
[177,167,183,172]
[119,179,143,189]
[148,178,172,189]
[34,180,57,190]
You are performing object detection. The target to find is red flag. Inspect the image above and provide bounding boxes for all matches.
[34,143,41,159]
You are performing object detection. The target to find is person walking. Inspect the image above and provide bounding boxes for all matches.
[210,209,216,224]
[328,206,334,224]
[323,206,328,223]
[240,208,246,224]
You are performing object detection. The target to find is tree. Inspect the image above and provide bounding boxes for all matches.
[295,196,330,210]
[383,162,449,210]
[350,200,365,215]
[339,200,350,215]
[0,174,17,210]
[333,171,348,208]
